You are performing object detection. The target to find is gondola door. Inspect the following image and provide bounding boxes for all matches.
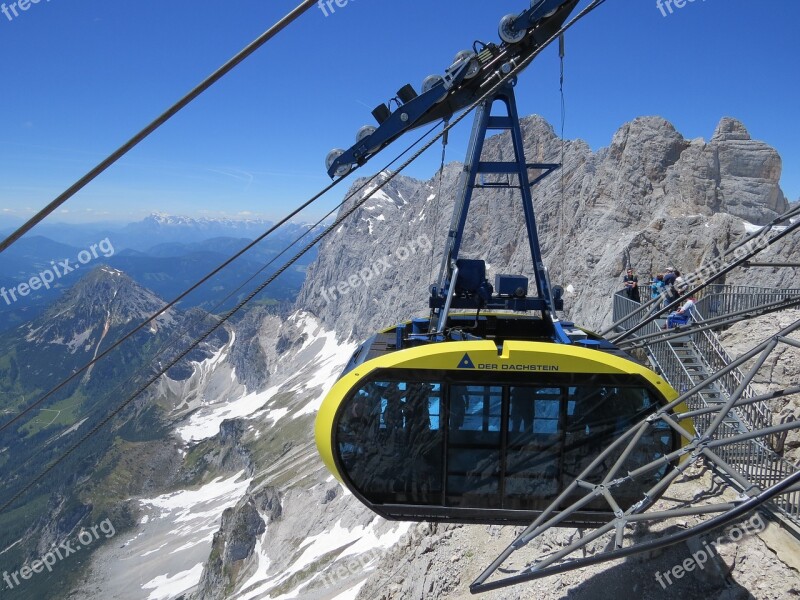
[446,384,505,508]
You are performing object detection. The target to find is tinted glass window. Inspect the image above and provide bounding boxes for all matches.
[505,386,563,509]
[447,385,503,507]
[336,374,674,517]
[337,381,443,505]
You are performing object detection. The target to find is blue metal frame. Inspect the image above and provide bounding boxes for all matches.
[429,82,570,343]
[325,0,579,179]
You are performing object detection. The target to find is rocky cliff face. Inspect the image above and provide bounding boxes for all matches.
[194,486,281,600]
[298,115,792,339]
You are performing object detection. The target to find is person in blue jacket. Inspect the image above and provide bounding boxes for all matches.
[651,274,665,300]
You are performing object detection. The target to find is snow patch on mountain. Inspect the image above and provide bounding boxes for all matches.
[143,563,205,600]
[133,472,252,598]
[283,314,357,418]
[234,517,408,600]
[176,382,281,442]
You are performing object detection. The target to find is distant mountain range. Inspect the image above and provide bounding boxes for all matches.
[0,214,325,331]
[0,212,327,251]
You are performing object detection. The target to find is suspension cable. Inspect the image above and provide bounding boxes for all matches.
[0,175,341,434]
[0,122,445,513]
[1,0,613,512]
[0,0,319,254]
[0,118,442,436]
[430,121,449,282]
[557,32,567,287]
[0,0,606,432]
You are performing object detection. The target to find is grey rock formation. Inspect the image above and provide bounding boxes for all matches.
[298,115,794,339]
[193,487,281,600]
[228,307,284,391]
[662,116,787,224]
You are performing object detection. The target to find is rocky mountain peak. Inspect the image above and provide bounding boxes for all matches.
[712,116,752,141]
[607,116,689,183]
[519,114,559,142]
[25,265,175,349]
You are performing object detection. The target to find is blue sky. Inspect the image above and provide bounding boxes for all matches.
[0,0,798,226]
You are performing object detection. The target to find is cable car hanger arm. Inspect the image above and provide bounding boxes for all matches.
[325,0,580,179]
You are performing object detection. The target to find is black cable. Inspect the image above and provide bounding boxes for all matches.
[0,121,445,513]
[0,117,442,436]
[2,0,609,433]
[1,0,613,511]
[430,121,448,282]
[557,32,567,285]
[0,176,341,434]
[0,0,319,255]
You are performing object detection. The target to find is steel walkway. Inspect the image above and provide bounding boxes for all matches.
[612,285,800,526]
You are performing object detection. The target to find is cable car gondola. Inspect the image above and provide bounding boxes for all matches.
[316,313,691,526]
[315,30,692,526]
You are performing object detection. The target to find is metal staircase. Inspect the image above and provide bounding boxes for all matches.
[612,287,800,526]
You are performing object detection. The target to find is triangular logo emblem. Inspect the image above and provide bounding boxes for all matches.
[457,353,476,369]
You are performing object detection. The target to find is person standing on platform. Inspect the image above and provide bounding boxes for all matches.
[663,268,677,307]
[622,267,640,303]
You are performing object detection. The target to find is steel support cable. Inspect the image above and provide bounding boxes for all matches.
[676,386,800,421]
[0,0,610,433]
[430,122,449,282]
[1,120,441,436]
[557,33,568,284]
[0,118,442,436]
[0,0,319,254]
[4,188,348,479]
[0,0,613,512]
[0,176,339,434]
[0,121,446,514]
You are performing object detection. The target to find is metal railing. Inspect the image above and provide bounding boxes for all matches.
[689,307,773,434]
[612,292,698,404]
[696,284,800,320]
[611,290,800,523]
